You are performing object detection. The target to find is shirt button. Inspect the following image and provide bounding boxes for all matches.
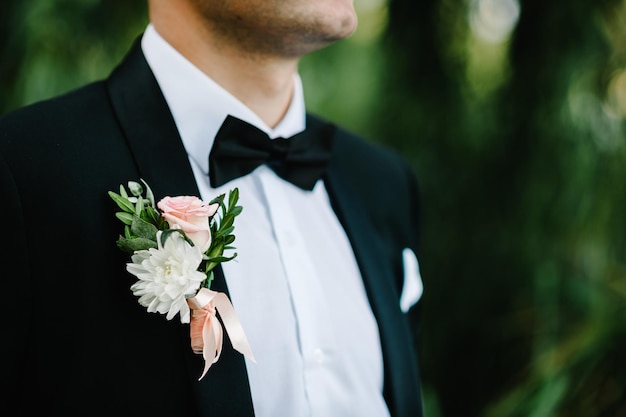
[313,348,325,364]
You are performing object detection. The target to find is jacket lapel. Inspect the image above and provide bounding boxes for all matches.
[323,130,422,417]
[106,37,254,417]
[106,37,199,198]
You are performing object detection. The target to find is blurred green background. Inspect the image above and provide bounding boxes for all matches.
[2,0,626,416]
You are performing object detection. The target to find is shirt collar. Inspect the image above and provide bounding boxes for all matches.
[140,23,306,175]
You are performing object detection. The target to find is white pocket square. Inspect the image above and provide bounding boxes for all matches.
[400,248,423,313]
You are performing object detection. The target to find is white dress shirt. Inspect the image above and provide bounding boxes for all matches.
[142,24,421,417]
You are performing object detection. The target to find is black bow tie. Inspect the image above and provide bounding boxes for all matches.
[209,115,336,190]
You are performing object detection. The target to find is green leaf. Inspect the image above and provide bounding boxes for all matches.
[137,204,160,226]
[209,193,225,206]
[145,206,161,224]
[127,181,144,197]
[207,241,225,258]
[220,226,235,236]
[140,178,156,207]
[119,184,128,199]
[135,196,145,216]
[204,270,215,288]
[228,187,239,207]
[160,229,194,247]
[219,215,235,231]
[205,261,218,273]
[115,211,134,225]
[130,216,159,241]
[206,254,237,263]
[116,236,157,253]
[108,191,135,213]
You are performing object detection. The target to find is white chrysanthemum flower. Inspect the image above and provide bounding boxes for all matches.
[127,231,206,323]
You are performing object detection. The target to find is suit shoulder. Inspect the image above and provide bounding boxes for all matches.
[338,127,403,163]
[327,121,416,186]
[308,113,408,167]
[0,79,128,186]
[0,81,110,138]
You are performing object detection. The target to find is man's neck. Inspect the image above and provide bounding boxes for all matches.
[150,10,299,128]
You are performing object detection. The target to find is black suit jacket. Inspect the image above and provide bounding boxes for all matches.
[0,38,423,417]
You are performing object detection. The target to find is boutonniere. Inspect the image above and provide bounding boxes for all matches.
[108,179,255,379]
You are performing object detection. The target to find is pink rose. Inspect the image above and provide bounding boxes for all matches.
[157,196,219,253]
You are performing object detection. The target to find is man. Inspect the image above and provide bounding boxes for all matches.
[0,0,424,415]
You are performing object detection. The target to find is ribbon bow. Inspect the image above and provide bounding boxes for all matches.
[187,288,256,380]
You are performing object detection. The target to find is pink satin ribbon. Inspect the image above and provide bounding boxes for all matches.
[187,288,256,380]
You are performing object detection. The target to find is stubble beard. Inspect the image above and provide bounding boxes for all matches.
[195,3,357,59]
